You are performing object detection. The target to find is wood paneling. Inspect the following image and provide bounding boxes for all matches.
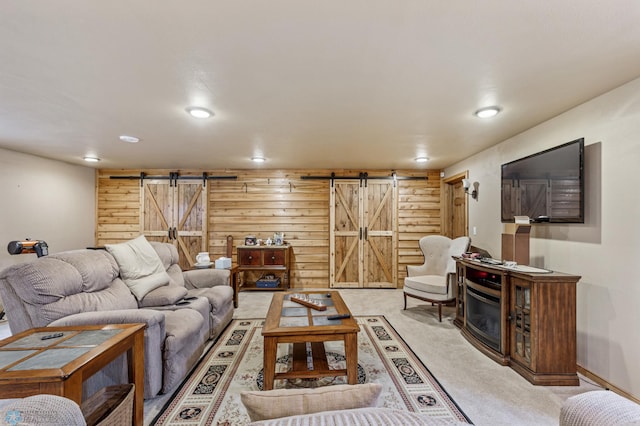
[96,169,442,289]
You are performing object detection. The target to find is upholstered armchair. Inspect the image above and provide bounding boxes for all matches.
[403,235,470,322]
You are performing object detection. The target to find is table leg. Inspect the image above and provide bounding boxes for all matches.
[229,266,240,308]
[263,337,277,391]
[128,330,145,426]
[344,333,358,385]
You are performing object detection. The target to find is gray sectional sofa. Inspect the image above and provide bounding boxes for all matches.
[0,238,234,399]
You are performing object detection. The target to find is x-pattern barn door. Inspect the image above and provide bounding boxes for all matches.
[330,180,396,288]
[141,179,208,270]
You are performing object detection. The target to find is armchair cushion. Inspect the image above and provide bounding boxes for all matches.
[105,235,170,299]
[404,274,449,295]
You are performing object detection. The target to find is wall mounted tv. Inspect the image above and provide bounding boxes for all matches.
[501,138,584,223]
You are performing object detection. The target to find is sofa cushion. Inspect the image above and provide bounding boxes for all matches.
[106,235,170,299]
[138,285,188,307]
[241,383,382,421]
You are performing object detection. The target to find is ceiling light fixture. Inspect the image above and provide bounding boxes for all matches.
[83,156,100,162]
[251,156,266,163]
[119,135,140,143]
[414,157,429,163]
[186,106,213,118]
[474,106,501,118]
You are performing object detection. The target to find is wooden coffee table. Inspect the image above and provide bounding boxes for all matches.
[262,291,360,390]
[0,323,145,426]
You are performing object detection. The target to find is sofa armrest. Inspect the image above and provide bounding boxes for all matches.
[560,390,640,426]
[49,309,167,399]
[183,268,230,289]
[48,309,164,330]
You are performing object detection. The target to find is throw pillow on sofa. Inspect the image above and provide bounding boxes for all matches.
[105,235,170,299]
[240,383,382,421]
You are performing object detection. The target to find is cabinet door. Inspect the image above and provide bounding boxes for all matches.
[330,180,397,288]
[363,181,396,287]
[331,181,362,288]
[511,278,534,368]
[141,180,207,270]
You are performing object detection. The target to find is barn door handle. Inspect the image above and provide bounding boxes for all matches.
[364,227,368,240]
[172,227,177,240]
[168,229,172,239]
[359,228,363,240]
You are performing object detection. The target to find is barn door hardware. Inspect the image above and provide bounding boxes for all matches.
[110,172,237,186]
[301,171,427,188]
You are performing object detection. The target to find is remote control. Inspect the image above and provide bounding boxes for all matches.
[327,314,351,320]
[41,332,64,340]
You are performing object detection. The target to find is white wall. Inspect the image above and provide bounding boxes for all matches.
[0,148,96,270]
[446,77,640,398]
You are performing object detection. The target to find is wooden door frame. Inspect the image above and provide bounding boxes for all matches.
[442,171,469,238]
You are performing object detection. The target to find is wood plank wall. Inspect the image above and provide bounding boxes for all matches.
[96,168,442,288]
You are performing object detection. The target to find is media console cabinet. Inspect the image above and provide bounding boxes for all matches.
[455,258,581,386]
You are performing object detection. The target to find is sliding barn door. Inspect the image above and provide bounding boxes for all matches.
[141,180,208,270]
[330,180,397,288]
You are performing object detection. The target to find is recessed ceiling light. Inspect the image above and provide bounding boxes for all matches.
[83,156,100,162]
[474,106,501,118]
[186,106,213,118]
[119,135,140,143]
[414,157,429,163]
[251,156,266,163]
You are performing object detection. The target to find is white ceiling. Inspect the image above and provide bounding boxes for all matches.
[2,1,640,170]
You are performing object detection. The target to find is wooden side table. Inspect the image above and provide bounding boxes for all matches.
[0,323,145,426]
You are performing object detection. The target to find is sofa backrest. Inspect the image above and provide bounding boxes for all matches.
[149,241,186,287]
[0,249,138,334]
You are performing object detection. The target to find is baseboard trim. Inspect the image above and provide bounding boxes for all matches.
[577,364,640,404]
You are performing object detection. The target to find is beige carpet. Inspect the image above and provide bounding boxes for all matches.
[145,288,601,426]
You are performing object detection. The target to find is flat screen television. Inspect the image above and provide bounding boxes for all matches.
[501,138,584,223]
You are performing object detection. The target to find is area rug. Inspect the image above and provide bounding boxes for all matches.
[153,316,471,425]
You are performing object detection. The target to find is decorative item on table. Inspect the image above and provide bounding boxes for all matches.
[215,256,232,269]
[461,252,481,260]
[274,232,284,246]
[256,273,281,288]
[244,235,257,246]
[195,252,212,268]
[265,237,272,246]
[290,293,327,311]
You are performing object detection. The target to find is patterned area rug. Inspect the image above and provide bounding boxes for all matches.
[153,316,471,425]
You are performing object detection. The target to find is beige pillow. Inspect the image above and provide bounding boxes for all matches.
[105,235,170,300]
[241,383,382,421]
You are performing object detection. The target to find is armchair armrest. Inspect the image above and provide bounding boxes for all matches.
[183,268,230,289]
[406,264,428,277]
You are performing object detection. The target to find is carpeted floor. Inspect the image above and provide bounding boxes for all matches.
[144,288,601,426]
[152,316,470,425]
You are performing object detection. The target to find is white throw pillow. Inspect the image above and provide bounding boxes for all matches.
[105,235,170,299]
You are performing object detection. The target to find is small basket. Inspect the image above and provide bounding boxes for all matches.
[256,275,281,288]
[82,383,134,426]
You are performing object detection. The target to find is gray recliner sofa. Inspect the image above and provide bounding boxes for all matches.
[0,240,234,399]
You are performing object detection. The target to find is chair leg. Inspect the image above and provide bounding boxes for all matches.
[403,292,407,310]
[437,303,442,322]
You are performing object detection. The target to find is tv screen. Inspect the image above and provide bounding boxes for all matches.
[501,138,584,223]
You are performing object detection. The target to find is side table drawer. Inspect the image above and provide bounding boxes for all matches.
[239,249,262,266]
[263,249,286,265]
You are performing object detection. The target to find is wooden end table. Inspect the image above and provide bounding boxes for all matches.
[0,323,145,426]
[262,291,360,390]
